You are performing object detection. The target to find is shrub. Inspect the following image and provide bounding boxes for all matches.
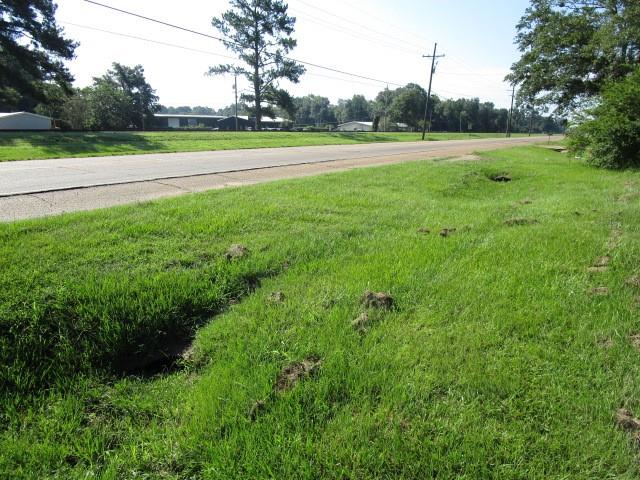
[569,67,640,169]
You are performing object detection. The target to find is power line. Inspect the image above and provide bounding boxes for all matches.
[289,8,422,57]
[62,20,399,94]
[83,0,404,87]
[61,21,238,61]
[293,0,424,53]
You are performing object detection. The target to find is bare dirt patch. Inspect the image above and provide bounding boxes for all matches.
[275,355,322,392]
[504,217,538,227]
[597,337,614,349]
[630,334,640,350]
[417,227,431,234]
[225,244,249,260]
[626,276,640,288]
[361,291,394,309]
[594,256,611,268]
[607,228,623,251]
[590,286,610,296]
[518,199,533,205]
[268,291,286,303]
[588,266,608,273]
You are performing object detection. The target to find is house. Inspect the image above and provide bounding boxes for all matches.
[334,121,374,132]
[216,116,252,131]
[153,114,224,129]
[0,112,51,130]
[216,115,292,131]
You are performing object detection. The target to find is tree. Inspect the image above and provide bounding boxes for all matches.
[508,1,640,112]
[294,95,337,126]
[209,0,305,130]
[0,0,77,111]
[338,95,372,123]
[387,84,427,129]
[569,67,640,168]
[85,82,132,130]
[97,63,160,129]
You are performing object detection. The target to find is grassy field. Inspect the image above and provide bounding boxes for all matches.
[2,146,640,478]
[0,130,536,162]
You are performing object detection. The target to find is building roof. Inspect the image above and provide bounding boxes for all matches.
[0,111,51,120]
[154,114,225,119]
[337,121,374,127]
[221,115,291,123]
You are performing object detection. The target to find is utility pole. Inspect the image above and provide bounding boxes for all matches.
[421,43,445,140]
[506,84,516,138]
[234,73,239,132]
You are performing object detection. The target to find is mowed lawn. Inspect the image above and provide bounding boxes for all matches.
[2,146,640,479]
[0,130,534,162]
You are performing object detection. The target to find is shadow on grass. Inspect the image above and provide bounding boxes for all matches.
[0,131,160,157]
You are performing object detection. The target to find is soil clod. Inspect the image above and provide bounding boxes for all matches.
[616,409,640,431]
[225,244,249,260]
[361,291,394,309]
[439,228,457,237]
[275,356,322,392]
[504,217,538,227]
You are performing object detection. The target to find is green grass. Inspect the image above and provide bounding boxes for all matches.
[2,146,639,478]
[0,130,536,162]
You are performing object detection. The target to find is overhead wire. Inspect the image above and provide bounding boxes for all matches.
[82,0,404,87]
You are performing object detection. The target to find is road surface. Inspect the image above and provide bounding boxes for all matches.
[0,136,551,221]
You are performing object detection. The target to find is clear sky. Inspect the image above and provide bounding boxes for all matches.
[55,0,531,109]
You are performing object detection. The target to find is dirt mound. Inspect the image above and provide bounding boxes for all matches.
[275,356,322,392]
[489,173,512,182]
[361,291,394,309]
[439,228,457,237]
[504,217,538,227]
[616,409,640,431]
[225,244,249,260]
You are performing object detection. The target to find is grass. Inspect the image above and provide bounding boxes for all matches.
[0,130,536,162]
[1,146,640,478]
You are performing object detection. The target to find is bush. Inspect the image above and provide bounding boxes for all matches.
[569,68,640,168]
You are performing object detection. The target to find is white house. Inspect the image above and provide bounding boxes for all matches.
[334,121,374,132]
[0,112,52,130]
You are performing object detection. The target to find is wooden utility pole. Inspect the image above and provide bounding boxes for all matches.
[506,84,516,138]
[421,43,445,140]
[234,73,239,132]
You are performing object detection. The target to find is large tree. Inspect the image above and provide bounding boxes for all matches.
[209,0,305,130]
[0,0,77,111]
[97,63,160,129]
[508,0,640,112]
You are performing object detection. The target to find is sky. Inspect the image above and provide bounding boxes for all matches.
[55,0,531,110]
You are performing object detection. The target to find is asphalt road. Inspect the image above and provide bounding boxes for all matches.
[0,136,551,221]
